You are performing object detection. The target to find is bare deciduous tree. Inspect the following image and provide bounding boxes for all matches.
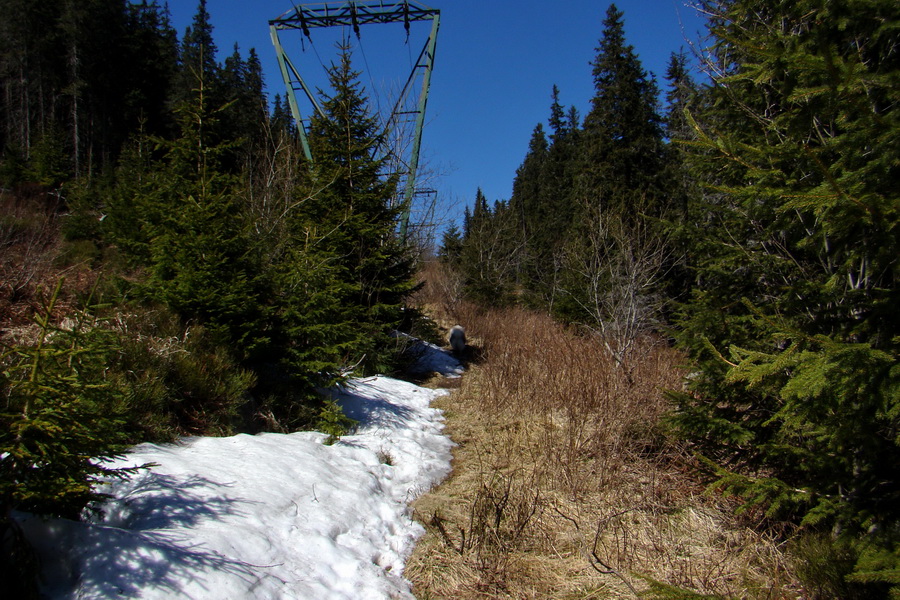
[561,195,672,377]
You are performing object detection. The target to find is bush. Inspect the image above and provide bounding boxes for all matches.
[108,306,255,441]
[791,534,862,600]
[790,532,900,599]
[54,239,101,269]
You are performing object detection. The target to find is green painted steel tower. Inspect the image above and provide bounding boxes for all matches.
[269,1,440,242]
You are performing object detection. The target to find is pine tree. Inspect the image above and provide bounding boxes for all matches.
[124,0,178,139]
[458,189,520,306]
[59,0,154,176]
[566,105,580,133]
[556,3,674,338]
[219,43,268,171]
[668,0,900,582]
[27,123,71,186]
[660,49,700,302]
[509,122,548,269]
[548,84,567,140]
[242,47,267,142]
[118,0,179,139]
[270,93,295,137]
[0,282,141,596]
[438,224,464,269]
[0,0,68,166]
[662,50,697,143]
[0,281,137,512]
[0,0,178,183]
[527,90,582,309]
[122,68,269,361]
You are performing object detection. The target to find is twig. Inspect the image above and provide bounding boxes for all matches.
[556,502,643,597]
[429,512,462,554]
[590,510,642,597]
[586,546,641,597]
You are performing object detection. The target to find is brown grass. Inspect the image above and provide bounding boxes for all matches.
[405,261,800,599]
[0,189,100,339]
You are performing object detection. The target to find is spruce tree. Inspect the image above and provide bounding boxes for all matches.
[661,49,699,302]
[662,50,697,143]
[219,44,267,172]
[458,189,520,306]
[504,85,588,310]
[0,282,136,520]
[299,46,418,372]
[175,0,219,108]
[123,1,179,140]
[579,3,667,215]
[668,0,900,584]
[548,84,567,140]
[438,224,464,269]
[509,122,548,281]
[115,65,269,361]
[461,205,472,239]
[0,0,180,179]
[242,48,267,141]
[0,0,68,166]
[534,90,582,309]
[0,281,142,597]
[270,93,295,137]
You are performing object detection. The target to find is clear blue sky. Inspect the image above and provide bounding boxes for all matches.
[167,0,708,226]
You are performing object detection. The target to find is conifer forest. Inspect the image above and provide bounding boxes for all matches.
[1,0,898,597]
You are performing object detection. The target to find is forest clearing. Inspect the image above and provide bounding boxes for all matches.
[2,0,897,597]
[406,262,799,598]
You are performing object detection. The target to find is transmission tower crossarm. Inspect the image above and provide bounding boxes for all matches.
[272,1,439,31]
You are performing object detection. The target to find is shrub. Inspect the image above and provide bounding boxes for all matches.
[108,306,255,441]
[0,281,138,519]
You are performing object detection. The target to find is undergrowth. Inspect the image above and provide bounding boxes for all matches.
[0,189,380,443]
[406,261,801,598]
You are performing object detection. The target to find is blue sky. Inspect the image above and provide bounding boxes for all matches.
[167,0,708,226]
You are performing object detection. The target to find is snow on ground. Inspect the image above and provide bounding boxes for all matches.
[19,342,462,599]
[399,333,465,378]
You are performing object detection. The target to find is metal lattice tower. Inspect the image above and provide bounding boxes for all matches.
[269,1,440,241]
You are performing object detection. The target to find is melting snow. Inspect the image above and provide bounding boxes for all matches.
[19,342,461,599]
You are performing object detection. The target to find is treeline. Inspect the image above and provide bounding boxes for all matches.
[1,0,422,571]
[0,0,274,184]
[441,1,899,595]
[442,5,689,369]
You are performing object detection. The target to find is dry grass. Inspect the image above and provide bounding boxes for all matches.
[0,189,101,340]
[405,261,800,599]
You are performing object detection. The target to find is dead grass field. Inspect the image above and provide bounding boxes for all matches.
[405,261,801,599]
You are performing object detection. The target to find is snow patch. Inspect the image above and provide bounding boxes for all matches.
[21,376,454,599]
[401,334,465,377]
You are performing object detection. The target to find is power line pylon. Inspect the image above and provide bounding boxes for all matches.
[269,1,440,241]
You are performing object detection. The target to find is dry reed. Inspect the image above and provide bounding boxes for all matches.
[406,261,799,599]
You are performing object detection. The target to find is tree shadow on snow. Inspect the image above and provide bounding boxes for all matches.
[331,384,418,433]
[401,339,467,381]
[71,522,260,598]
[94,473,245,530]
[24,473,262,598]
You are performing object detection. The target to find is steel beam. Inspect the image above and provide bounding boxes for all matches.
[273,1,438,29]
[398,11,438,241]
[269,24,324,162]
